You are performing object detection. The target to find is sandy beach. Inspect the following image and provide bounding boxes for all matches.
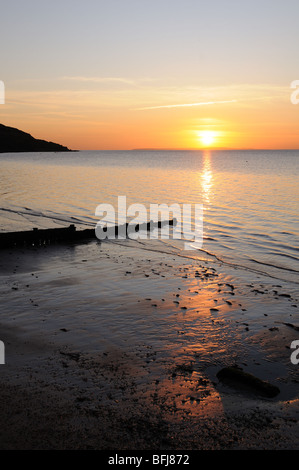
[0,237,298,450]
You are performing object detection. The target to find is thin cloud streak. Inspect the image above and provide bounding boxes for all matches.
[61,76,137,85]
[134,99,238,111]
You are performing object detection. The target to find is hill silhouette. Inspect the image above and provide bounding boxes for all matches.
[0,123,72,152]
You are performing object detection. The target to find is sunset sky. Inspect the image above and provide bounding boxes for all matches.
[0,0,299,150]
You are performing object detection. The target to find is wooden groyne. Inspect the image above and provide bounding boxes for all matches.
[0,219,177,248]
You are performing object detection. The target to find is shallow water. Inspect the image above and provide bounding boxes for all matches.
[0,241,298,403]
[0,149,298,283]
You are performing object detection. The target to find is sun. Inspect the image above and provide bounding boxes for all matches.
[198,130,217,147]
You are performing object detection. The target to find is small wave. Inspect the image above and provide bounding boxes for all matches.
[0,206,95,228]
[107,237,299,284]
[268,251,299,262]
[248,232,274,240]
[276,231,295,235]
[248,257,299,274]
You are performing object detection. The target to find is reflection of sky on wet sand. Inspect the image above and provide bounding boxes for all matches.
[0,234,297,430]
[0,244,270,414]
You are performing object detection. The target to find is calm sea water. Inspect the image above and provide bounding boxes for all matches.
[0,150,298,283]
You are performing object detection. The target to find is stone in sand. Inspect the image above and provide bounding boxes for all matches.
[216,366,280,398]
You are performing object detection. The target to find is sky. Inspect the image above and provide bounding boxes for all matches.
[0,0,299,150]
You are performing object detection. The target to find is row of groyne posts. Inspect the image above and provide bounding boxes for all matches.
[0,219,177,248]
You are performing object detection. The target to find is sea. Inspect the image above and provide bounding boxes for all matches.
[0,149,298,285]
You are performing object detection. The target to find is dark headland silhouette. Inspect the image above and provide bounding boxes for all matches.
[0,123,72,152]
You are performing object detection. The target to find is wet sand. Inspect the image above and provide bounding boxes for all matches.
[0,239,298,450]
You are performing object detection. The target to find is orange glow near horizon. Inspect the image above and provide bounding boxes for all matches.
[1,83,299,150]
[1,2,299,151]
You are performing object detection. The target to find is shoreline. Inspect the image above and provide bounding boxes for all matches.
[0,239,298,449]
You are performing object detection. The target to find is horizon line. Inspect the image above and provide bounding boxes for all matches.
[75,147,299,152]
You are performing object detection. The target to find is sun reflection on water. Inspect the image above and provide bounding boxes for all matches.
[200,151,213,204]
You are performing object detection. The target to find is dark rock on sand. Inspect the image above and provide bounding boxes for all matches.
[216,366,280,398]
[282,322,299,332]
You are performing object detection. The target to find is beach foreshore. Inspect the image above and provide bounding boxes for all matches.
[0,239,298,450]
